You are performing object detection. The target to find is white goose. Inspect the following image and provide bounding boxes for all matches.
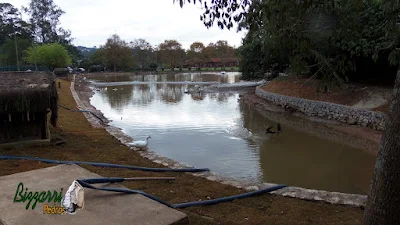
[128,135,151,150]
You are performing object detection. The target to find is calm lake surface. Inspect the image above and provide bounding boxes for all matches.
[89,72,376,195]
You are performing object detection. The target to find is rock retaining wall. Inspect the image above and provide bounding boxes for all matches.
[256,86,387,131]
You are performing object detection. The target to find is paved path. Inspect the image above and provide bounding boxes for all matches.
[0,165,188,225]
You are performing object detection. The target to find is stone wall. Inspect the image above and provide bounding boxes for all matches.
[256,86,387,131]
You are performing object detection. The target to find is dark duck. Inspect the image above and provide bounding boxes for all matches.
[266,123,282,134]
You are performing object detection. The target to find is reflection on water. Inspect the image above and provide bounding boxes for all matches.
[90,72,241,84]
[90,73,375,195]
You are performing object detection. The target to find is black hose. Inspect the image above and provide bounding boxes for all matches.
[1,155,286,208]
[77,177,287,209]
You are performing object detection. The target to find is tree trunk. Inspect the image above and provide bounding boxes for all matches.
[363,71,400,225]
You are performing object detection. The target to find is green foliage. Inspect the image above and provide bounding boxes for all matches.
[24,0,66,43]
[206,0,400,83]
[102,34,134,71]
[157,40,186,68]
[24,43,72,70]
[0,38,31,66]
[130,38,156,68]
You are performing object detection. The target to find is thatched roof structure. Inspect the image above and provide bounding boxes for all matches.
[0,72,58,126]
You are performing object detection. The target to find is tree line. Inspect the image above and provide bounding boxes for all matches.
[82,36,238,72]
[0,1,238,72]
[0,1,81,71]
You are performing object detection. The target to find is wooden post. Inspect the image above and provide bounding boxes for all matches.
[41,113,47,139]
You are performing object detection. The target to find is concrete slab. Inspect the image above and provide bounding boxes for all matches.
[0,164,188,225]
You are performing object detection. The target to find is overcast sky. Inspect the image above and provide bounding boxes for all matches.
[5,0,246,49]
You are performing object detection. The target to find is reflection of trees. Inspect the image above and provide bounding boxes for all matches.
[192,73,219,82]
[237,100,375,194]
[258,133,374,194]
[131,84,155,105]
[159,84,184,104]
[190,92,205,101]
[239,101,274,134]
[208,92,235,102]
[101,85,134,111]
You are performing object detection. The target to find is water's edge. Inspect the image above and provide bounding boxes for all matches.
[70,75,367,208]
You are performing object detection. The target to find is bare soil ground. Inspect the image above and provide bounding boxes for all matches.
[0,79,365,225]
[262,76,393,113]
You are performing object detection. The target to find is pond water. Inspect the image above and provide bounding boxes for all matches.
[89,72,376,195]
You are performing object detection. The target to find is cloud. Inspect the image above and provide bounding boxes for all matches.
[7,0,246,49]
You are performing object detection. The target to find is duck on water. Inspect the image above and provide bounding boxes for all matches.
[266,123,282,134]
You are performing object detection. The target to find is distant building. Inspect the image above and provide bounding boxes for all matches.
[0,72,58,146]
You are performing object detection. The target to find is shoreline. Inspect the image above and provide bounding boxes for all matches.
[0,77,367,225]
[72,74,372,207]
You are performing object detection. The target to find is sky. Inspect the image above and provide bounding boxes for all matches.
[5,0,247,49]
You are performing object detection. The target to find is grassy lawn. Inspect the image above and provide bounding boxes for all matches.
[0,79,365,225]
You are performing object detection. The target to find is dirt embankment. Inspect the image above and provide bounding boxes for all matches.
[262,77,393,113]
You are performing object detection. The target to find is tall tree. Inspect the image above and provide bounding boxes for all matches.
[203,42,217,59]
[158,40,186,68]
[24,0,65,43]
[363,2,400,223]
[0,3,32,44]
[187,41,205,61]
[363,71,400,225]
[130,38,155,68]
[0,38,31,66]
[102,34,133,71]
[189,41,205,53]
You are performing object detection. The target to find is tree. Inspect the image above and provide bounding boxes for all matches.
[363,71,400,225]
[157,40,186,68]
[0,38,31,65]
[24,0,66,43]
[189,41,205,53]
[130,38,155,68]
[24,42,71,70]
[181,0,399,83]
[88,48,106,65]
[102,34,133,71]
[203,42,217,59]
[187,41,206,65]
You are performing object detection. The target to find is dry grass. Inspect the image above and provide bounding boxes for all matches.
[0,79,365,225]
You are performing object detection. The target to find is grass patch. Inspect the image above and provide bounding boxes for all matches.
[0,79,364,225]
